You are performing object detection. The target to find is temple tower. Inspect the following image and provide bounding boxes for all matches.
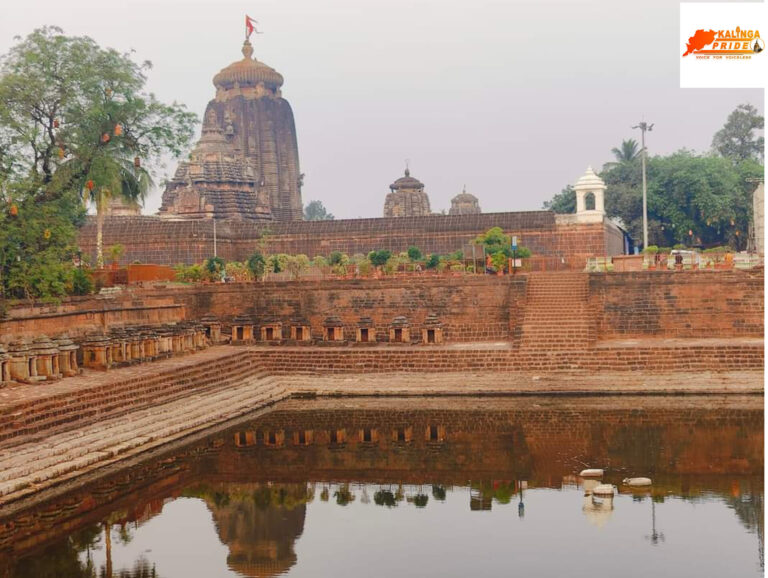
[383,167,432,218]
[573,166,606,221]
[449,186,481,215]
[160,39,302,220]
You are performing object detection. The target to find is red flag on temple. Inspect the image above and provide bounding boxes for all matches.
[245,15,259,39]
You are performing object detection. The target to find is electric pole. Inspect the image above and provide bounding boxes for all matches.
[632,121,654,249]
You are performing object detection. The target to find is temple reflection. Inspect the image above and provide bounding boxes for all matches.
[0,396,762,577]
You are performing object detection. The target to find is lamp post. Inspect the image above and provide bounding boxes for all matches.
[632,121,654,250]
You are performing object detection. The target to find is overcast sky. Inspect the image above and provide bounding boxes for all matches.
[0,0,764,218]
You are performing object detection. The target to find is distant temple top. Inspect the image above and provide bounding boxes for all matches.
[383,167,432,218]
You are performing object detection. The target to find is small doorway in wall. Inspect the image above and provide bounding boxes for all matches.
[394,328,403,343]
[236,327,244,341]
[427,329,436,344]
[296,327,304,340]
[326,327,335,340]
[360,328,369,343]
[265,327,274,341]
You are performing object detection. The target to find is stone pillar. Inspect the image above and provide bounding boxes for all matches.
[55,335,80,377]
[389,316,411,344]
[421,313,444,345]
[322,316,345,342]
[355,316,376,344]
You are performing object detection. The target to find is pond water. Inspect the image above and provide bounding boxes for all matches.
[0,396,762,577]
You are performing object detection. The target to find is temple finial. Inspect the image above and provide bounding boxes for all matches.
[242,40,254,60]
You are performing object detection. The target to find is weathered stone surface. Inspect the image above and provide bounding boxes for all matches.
[159,41,302,221]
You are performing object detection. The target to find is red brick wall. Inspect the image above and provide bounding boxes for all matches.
[145,276,527,343]
[590,270,764,339]
[0,295,185,341]
[76,213,622,270]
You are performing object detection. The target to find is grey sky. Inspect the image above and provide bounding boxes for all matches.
[0,0,763,218]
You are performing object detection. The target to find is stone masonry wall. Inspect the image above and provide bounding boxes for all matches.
[145,276,526,343]
[590,270,764,339]
[77,212,621,270]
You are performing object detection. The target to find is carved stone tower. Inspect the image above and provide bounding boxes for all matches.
[160,40,302,220]
[383,168,432,218]
[449,186,481,215]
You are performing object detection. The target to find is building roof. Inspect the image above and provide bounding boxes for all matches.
[389,168,424,191]
[574,166,605,191]
[213,41,284,91]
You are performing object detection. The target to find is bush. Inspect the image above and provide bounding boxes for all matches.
[225,261,252,282]
[446,250,464,261]
[490,252,507,272]
[285,254,310,279]
[268,254,289,273]
[204,256,226,281]
[174,264,206,283]
[407,246,423,261]
[357,259,373,276]
[312,255,329,268]
[513,246,532,259]
[246,252,266,279]
[72,268,94,295]
[368,250,392,267]
[643,245,659,254]
[328,251,345,266]
[673,243,687,250]
[425,254,440,269]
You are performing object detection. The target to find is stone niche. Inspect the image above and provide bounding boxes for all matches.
[231,315,256,345]
[322,316,345,343]
[260,319,283,343]
[355,316,376,345]
[55,335,79,377]
[289,318,312,343]
[421,313,444,345]
[389,316,411,344]
[0,343,11,384]
[30,335,61,381]
[82,333,114,371]
[200,315,223,345]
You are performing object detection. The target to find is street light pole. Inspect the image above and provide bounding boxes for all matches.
[633,121,654,249]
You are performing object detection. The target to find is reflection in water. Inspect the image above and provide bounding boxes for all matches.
[0,396,762,577]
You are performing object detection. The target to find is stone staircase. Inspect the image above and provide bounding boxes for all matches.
[517,272,595,353]
[0,371,289,503]
[0,350,264,447]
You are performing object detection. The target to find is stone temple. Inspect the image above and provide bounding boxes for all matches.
[383,168,432,217]
[159,40,302,221]
[449,187,481,215]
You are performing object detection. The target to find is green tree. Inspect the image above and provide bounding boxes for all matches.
[474,227,511,256]
[407,246,423,261]
[368,249,392,267]
[0,27,197,266]
[303,199,335,221]
[609,139,640,164]
[204,256,226,280]
[542,185,576,213]
[246,251,266,279]
[712,103,764,163]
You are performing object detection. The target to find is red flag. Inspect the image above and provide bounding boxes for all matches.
[245,15,258,39]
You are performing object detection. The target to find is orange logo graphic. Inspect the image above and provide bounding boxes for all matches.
[683,27,763,59]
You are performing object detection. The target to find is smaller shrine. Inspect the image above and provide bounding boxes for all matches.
[383,167,432,218]
[449,186,481,215]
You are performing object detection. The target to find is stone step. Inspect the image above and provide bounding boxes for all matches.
[0,353,262,448]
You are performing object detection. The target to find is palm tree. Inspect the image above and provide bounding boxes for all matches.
[75,152,151,267]
[610,139,641,164]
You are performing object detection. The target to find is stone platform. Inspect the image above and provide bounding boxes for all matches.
[0,342,762,511]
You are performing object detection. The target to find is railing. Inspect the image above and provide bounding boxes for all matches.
[586,252,763,273]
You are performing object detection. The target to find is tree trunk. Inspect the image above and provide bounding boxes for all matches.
[96,190,105,268]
